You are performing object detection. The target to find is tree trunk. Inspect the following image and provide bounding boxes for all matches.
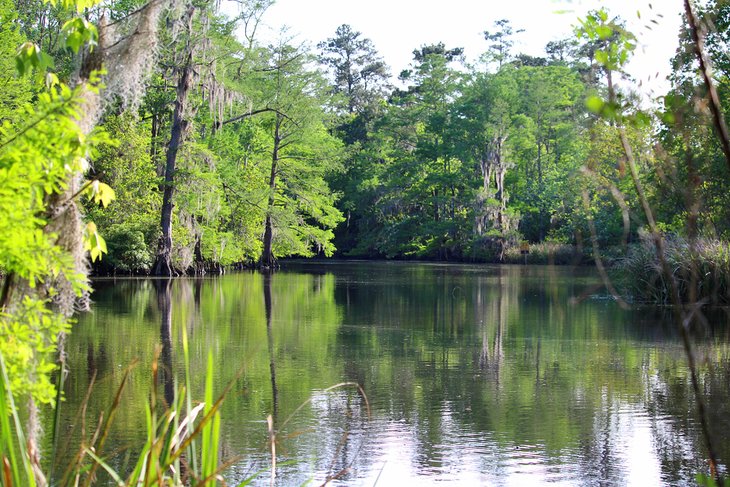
[261,116,281,268]
[494,135,508,262]
[17,1,169,480]
[476,146,494,237]
[153,12,195,276]
[480,155,493,194]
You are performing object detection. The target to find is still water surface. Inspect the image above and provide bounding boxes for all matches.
[47,262,730,485]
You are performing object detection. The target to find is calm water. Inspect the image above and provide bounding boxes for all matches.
[44,262,730,485]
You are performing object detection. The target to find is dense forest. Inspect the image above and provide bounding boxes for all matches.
[2,0,728,277]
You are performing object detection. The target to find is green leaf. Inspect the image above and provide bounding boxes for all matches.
[84,222,108,262]
[661,111,676,125]
[97,182,115,207]
[84,180,116,207]
[48,0,104,13]
[45,72,60,89]
[62,18,98,53]
[14,55,24,76]
[634,111,651,128]
[596,25,613,40]
[66,31,83,53]
[586,96,604,113]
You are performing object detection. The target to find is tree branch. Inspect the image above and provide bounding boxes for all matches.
[684,0,730,173]
[220,107,294,126]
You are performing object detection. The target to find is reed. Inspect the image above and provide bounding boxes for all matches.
[615,233,730,305]
[0,342,229,486]
[0,349,37,487]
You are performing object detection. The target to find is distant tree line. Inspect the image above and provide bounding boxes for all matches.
[2,0,729,276]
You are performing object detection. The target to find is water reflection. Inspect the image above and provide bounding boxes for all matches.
[47,263,730,485]
[263,272,279,420]
[155,279,175,407]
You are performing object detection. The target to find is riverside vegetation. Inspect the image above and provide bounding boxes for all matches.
[1,0,730,484]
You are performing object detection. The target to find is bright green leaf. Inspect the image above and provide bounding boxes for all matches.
[586,96,604,113]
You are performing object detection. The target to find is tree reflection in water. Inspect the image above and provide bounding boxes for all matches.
[52,263,730,485]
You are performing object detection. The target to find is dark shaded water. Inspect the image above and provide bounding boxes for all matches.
[45,262,730,485]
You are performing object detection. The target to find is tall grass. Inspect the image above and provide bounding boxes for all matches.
[0,349,37,487]
[615,233,730,305]
[0,340,228,486]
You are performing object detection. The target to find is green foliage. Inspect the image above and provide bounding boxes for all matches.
[0,297,70,405]
[48,342,230,485]
[86,113,159,272]
[84,221,108,262]
[482,18,523,68]
[318,24,389,120]
[503,241,584,265]
[0,347,38,487]
[243,42,345,263]
[103,223,154,272]
[61,17,97,54]
[342,43,594,259]
[0,66,107,403]
[15,41,54,75]
[575,8,636,72]
[47,0,102,13]
[0,0,33,123]
[0,86,102,271]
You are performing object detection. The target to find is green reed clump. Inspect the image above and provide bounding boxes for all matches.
[0,339,230,486]
[615,233,730,305]
[0,348,38,487]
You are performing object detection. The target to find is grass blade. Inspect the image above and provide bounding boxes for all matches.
[82,448,125,486]
[0,348,36,487]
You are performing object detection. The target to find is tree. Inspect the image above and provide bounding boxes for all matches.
[85,113,160,273]
[0,0,33,123]
[365,43,468,259]
[152,3,201,276]
[151,0,272,275]
[318,24,390,145]
[482,19,523,69]
[318,24,389,116]
[511,65,586,241]
[457,67,519,259]
[252,42,344,268]
[660,0,730,239]
[545,38,578,64]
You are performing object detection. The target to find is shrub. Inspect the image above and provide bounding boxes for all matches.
[104,223,155,273]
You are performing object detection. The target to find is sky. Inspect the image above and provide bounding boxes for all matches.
[246,0,685,97]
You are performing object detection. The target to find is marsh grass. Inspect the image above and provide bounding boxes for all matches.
[615,233,730,305]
